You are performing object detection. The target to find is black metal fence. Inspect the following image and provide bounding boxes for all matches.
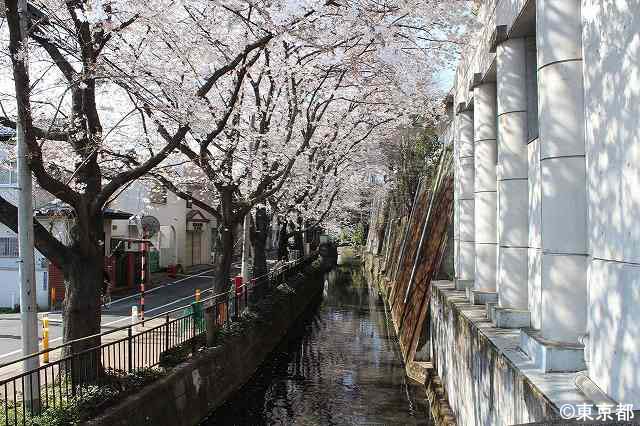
[0,256,312,425]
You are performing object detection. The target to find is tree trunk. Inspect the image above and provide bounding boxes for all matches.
[214,225,234,294]
[214,187,236,294]
[278,221,289,261]
[252,207,268,281]
[62,253,103,385]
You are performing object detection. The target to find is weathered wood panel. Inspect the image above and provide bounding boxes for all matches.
[389,185,432,326]
[399,174,454,360]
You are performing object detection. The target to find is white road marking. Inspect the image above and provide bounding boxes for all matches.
[105,268,215,307]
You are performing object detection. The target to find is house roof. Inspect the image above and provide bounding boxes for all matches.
[35,200,133,220]
[186,209,210,223]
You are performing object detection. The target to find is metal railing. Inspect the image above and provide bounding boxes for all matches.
[0,255,313,425]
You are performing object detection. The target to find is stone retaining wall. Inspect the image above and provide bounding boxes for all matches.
[86,264,325,426]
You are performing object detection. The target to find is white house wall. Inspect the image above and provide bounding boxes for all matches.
[110,182,214,268]
[0,224,49,309]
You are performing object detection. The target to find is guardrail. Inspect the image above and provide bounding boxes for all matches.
[0,255,314,425]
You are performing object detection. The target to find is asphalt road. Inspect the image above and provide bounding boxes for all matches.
[0,266,219,365]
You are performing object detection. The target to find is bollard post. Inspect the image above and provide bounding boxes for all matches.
[42,315,49,363]
[131,305,138,325]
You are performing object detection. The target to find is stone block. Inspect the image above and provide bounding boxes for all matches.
[455,279,473,292]
[474,243,497,292]
[540,157,587,254]
[486,301,497,321]
[497,179,528,246]
[470,291,498,306]
[520,329,586,373]
[494,308,531,328]
[497,246,528,309]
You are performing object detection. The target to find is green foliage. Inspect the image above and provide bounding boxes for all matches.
[383,125,443,213]
[6,368,166,426]
[337,222,366,246]
[159,334,206,368]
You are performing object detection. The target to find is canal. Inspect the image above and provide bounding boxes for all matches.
[203,267,432,425]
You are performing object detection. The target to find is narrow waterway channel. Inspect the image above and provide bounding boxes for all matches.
[203,266,432,425]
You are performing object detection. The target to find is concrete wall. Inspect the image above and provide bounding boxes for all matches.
[447,0,640,411]
[431,280,640,424]
[87,263,324,426]
[430,282,593,426]
[582,0,640,408]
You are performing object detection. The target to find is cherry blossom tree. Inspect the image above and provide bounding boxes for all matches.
[0,0,473,348]
[0,0,274,350]
[147,0,473,292]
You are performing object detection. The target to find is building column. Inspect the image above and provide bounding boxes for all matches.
[495,38,531,327]
[453,119,460,284]
[456,110,475,292]
[471,84,498,306]
[521,0,588,372]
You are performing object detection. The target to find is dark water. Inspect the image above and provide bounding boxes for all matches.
[203,267,431,425]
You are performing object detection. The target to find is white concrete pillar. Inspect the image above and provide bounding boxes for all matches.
[473,84,497,294]
[496,38,529,312]
[453,119,461,282]
[457,111,475,288]
[532,0,588,344]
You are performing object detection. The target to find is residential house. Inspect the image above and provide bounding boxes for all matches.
[109,181,218,270]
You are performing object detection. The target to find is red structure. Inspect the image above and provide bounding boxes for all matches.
[234,276,243,296]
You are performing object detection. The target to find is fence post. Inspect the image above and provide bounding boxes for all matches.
[191,306,197,355]
[69,356,76,396]
[127,326,133,373]
[164,315,170,352]
[226,294,231,331]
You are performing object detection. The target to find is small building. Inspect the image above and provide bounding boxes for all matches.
[109,181,218,270]
[34,202,133,307]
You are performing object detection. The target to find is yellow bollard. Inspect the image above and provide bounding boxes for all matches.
[42,315,49,363]
[195,289,201,302]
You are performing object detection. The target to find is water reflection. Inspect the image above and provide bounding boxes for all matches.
[204,267,431,425]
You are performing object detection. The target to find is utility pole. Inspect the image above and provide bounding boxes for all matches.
[15,0,40,410]
[240,212,251,283]
[240,141,255,285]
